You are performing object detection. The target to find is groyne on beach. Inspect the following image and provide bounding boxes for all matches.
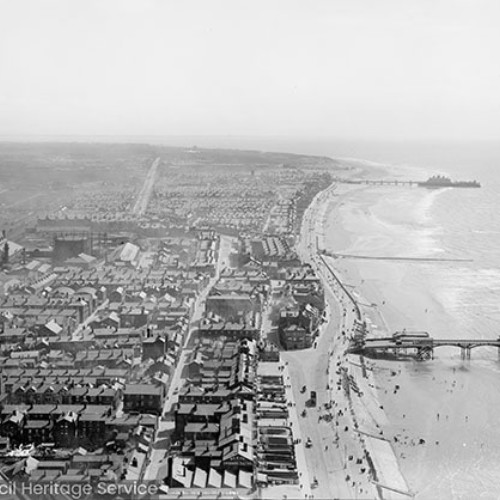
[324,252,473,263]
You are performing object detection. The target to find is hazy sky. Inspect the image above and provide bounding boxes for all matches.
[1,0,499,140]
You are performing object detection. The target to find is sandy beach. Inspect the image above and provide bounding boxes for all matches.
[321,162,500,499]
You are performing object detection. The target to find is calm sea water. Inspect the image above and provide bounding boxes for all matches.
[323,141,500,342]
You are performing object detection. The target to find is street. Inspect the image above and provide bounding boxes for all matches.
[142,233,234,481]
[279,181,379,499]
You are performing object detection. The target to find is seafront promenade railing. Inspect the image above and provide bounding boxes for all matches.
[319,254,362,321]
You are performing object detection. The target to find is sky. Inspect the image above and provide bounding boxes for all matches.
[0,0,499,141]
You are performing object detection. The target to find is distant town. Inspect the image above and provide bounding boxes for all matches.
[0,143,360,499]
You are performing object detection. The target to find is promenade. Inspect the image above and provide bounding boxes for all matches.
[278,181,379,499]
[285,179,414,499]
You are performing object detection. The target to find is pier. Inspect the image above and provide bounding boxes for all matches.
[339,179,417,186]
[353,333,500,361]
[336,177,481,189]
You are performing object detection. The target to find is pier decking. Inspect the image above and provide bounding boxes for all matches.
[337,177,481,189]
[354,335,500,360]
[339,179,417,186]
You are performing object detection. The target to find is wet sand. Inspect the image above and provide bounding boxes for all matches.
[375,357,500,499]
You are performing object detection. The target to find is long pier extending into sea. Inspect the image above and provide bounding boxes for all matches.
[335,176,481,189]
[338,178,418,186]
[352,333,500,360]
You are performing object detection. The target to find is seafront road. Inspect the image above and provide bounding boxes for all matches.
[281,181,380,499]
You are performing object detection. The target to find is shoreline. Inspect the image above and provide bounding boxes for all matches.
[315,159,500,500]
[293,162,412,498]
[313,164,431,497]
[316,196,412,498]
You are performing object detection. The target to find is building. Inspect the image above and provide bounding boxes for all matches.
[123,384,165,415]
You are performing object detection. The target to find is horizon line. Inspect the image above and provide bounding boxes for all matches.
[0,134,499,144]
